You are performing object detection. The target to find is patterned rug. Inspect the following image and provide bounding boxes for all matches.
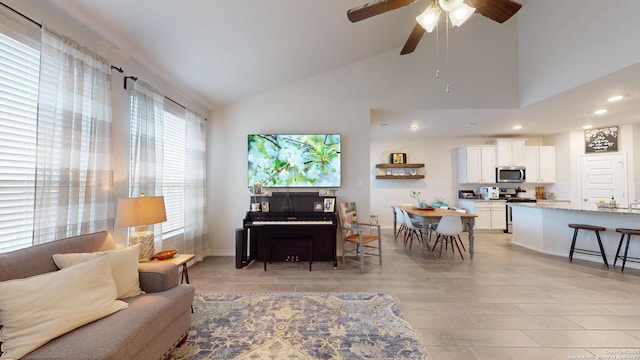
[168,292,430,359]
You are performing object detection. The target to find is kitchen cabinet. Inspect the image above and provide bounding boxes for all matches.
[457,199,506,230]
[496,139,525,167]
[375,163,425,179]
[458,146,496,184]
[524,146,556,183]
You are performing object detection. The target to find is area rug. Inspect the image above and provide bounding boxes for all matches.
[168,292,430,359]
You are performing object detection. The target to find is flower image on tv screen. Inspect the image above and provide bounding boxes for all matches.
[248,134,341,188]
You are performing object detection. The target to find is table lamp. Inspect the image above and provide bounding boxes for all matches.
[116,195,167,261]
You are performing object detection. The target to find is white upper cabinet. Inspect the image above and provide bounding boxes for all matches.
[458,146,496,184]
[524,146,556,183]
[496,139,525,167]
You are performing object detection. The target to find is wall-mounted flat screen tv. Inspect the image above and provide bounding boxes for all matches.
[248,134,341,188]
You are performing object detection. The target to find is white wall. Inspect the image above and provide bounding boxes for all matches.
[518,0,640,106]
[208,91,371,255]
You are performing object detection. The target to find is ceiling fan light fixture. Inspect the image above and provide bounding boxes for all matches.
[416,5,441,33]
[448,3,476,27]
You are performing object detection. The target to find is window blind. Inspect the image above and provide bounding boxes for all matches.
[0,29,40,252]
[162,108,186,238]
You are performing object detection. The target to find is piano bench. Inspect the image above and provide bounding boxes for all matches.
[264,236,313,271]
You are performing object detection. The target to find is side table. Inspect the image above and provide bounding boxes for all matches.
[151,253,195,284]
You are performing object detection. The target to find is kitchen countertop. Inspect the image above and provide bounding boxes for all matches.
[510,202,640,216]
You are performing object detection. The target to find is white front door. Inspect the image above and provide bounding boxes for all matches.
[579,152,626,209]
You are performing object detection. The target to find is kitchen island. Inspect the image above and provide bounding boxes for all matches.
[510,203,640,270]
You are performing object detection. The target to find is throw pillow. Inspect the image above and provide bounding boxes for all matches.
[0,256,128,360]
[52,244,143,299]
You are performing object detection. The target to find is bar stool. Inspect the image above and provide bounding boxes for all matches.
[568,224,609,268]
[613,228,640,272]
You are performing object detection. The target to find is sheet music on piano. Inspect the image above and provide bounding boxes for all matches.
[281,190,294,211]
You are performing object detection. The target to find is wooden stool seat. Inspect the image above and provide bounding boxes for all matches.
[615,228,640,236]
[613,228,640,272]
[568,223,608,268]
[568,224,606,232]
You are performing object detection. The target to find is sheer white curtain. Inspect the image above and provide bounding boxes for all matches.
[33,26,113,243]
[184,110,207,261]
[129,80,164,246]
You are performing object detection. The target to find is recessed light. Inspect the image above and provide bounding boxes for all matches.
[378,123,389,128]
[464,123,478,127]
[410,125,418,130]
[513,125,522,130]
[594,109,608,115]
[607,95,623,102]
[583,125,593,129]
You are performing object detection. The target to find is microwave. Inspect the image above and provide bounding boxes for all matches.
[496,166,526,183]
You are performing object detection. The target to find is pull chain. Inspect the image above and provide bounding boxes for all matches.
[445,14,451,93]
[435,16,440,79]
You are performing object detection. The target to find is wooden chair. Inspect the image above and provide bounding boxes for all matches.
[338,202,382,273]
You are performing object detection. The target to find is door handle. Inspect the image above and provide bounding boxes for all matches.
[583,198,588,201]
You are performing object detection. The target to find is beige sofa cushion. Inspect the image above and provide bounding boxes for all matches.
[0,255,128,360]
[52,244,143,299]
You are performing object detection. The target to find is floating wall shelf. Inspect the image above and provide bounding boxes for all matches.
[375,163,425,179]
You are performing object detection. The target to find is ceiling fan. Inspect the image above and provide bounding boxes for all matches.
[347,0,523,55]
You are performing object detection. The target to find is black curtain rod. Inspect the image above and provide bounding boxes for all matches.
[124,75,207,121]
[124,76,183,108]
[165,95,185,110]
[1,2,40,28]
[1,1,124,74]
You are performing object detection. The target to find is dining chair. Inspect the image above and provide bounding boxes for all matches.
[433,215,465,260]
[337,201,382,273]
[392,207,407,240]
[401,209,424,250]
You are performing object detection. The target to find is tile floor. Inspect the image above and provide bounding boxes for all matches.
[187,230,640,360]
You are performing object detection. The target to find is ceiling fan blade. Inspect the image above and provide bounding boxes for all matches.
[347,0,417,23]
[469,0,522,23]
[400,23,425,55]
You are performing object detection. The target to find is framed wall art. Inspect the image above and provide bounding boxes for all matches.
[585,126,618,153]
[389,153,407,164]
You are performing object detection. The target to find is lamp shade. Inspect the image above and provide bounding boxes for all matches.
[448,3,475,27]
[416,5,440,33]
[115,196,167,227]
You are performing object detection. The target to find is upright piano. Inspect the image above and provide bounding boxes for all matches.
[237,193,338,269]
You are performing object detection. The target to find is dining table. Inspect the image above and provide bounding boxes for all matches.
[394,205,479,258]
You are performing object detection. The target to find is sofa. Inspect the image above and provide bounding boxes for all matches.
[0,231,195,360]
